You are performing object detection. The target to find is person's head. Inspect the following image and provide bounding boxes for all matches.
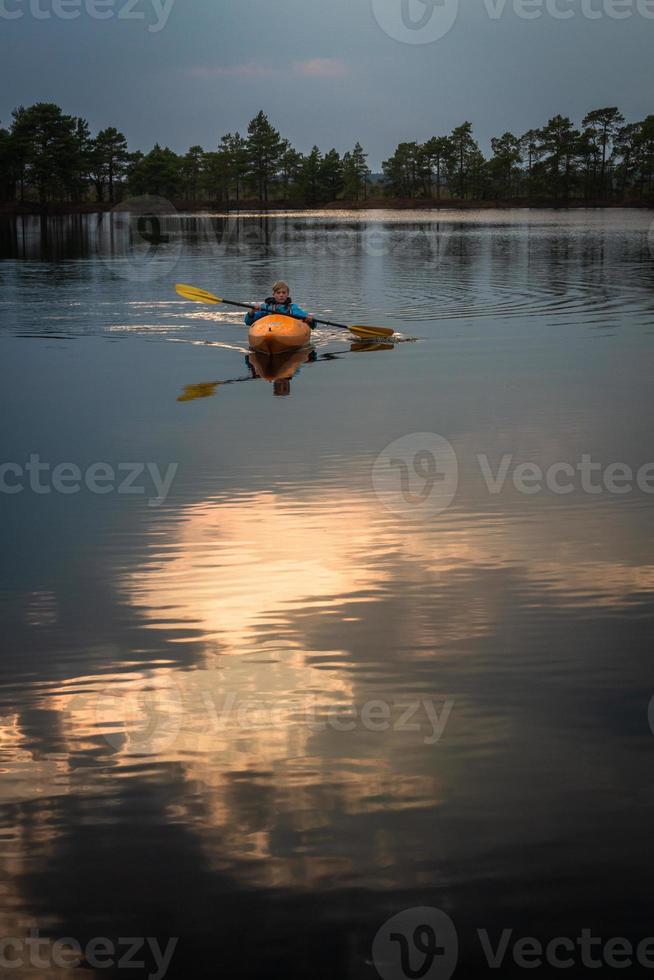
[272,280,290,304]
[273,379,291,397]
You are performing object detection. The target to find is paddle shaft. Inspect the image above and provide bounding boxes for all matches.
[220,297,351,332]
[174,284,394,339]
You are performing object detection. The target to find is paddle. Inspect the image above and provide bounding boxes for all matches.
[175,284,395,340]
[177,378,250,402]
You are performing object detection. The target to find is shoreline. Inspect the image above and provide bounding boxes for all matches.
[0,197,652,216]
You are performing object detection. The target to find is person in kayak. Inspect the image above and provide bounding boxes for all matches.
[244,281,315,328]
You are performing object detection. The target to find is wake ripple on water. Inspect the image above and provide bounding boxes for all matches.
[393,266,654,327]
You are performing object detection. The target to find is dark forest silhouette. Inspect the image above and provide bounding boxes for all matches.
[1,105,652,208]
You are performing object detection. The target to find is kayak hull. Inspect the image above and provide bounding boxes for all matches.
[248,314,311,355]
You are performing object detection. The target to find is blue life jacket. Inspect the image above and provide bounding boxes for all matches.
[244,296,312,327]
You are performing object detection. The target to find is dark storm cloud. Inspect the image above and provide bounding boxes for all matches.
[0,0,652,166]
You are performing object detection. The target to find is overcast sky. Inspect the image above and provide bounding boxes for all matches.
[1,0,652,168]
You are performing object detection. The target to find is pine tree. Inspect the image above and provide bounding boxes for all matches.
[202,149,230,203]
[612,122,641,197]
[382,142,423,197]
[278,141,303,200]
[11,103,78,203]
[220,133,249,202]
[298,146,323,204]
[422,136,453,200]
[93,127,130,203]
[519,128,545,197]
[70,118,93,201]
[246,111,283,202]
[181,145,204,201]
[582,107,624,197]
[538,115,583,201]
[0,123,18,201]
[128,144,182,198]
[320,149,343,201]
[448,122,479,200]
[345,142,370,200]
[489,132,522,198]
[637,115,654,197]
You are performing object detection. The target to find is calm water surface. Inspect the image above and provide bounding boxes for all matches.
[1,210,654,977]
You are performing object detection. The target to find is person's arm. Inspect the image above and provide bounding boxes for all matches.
[290,303,315,326]
[244,303,264,326]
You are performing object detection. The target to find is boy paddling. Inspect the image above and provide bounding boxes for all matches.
[244,281,315,328]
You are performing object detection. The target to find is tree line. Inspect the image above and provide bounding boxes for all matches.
[0,105,370,206]
[0,103,652,206]
[382,111,654,202]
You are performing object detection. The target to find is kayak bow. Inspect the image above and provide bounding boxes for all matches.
[248,314,311,355]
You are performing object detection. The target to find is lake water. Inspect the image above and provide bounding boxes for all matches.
[1,209,654,978]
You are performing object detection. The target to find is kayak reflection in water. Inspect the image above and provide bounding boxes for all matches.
[176,342,393,404]
[246,348,316,397]
[177,348,316,403]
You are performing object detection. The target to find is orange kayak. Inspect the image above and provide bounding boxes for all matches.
[248,314,311,355]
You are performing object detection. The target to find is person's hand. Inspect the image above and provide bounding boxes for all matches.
[252,303,261,311]
[306,315,314,325]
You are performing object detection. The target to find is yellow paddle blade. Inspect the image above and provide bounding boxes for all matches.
[177,382,221,402]
[175,284,223,305]
[350,341,395,352]
[349,325,395,340]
